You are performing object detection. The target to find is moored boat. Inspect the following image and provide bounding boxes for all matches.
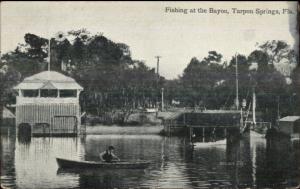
[56,157,151,169]
[250,129,266,138]
[192,139,226,148]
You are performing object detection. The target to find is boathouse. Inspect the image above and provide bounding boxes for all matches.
[14,71,83,136]
[278,116,300,137]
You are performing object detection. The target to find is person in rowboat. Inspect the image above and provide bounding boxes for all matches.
[99,146,120,163]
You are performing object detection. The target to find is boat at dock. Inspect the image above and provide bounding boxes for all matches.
[250,129,266,138]
[56,157,151,169]
[192,139,226,148]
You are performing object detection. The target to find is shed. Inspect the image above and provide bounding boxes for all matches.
[278,116,300,136]
[1,107,15,126]
[13,71,83,136]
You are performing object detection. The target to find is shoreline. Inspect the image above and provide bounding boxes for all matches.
[85,125,164,135]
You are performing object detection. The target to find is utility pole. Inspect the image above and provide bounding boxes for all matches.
[155,56,161,77]
[235,53,239,110]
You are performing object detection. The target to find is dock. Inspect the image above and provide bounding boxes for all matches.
[162,109,241,138]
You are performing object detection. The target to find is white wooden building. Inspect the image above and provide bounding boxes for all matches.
[14,71,83,136]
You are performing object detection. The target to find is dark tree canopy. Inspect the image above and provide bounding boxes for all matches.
[0,31,298,123]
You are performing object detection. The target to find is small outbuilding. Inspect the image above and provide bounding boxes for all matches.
[278,116,300,137]
[1,107,15,126]
[13,71,83,136]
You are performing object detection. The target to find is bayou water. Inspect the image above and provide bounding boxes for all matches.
[1,127,299,189]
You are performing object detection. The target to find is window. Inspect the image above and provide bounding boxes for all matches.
[59,90,77,98]
[22,90,38,97]
[40,89,58,97]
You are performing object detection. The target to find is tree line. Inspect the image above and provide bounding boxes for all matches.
[0,29,299,124]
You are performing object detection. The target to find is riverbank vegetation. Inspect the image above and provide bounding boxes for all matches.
[1,29,299,124]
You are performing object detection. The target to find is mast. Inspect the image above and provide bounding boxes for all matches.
[155,56,161,110]
[235,53,239,110]
[48,39,51,71]
[252,86,256,126]
[277,96,280,123]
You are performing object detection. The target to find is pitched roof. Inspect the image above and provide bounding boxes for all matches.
[2,107,15,118]
[14,71,83,90]
[40,81,57,89]
[24,71,75,82]
[279,116,300,122]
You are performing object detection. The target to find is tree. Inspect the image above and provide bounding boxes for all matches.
[23,33,48,60]
[291,64,300,114]
[50,32,72,72]
[0,63,21,122]
[248,46,293,122]
[248,50,269,71]
[1,33,48,78]
[259,40,297,76]
[180,51,225,108]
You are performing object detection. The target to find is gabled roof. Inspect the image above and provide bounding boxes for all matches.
[40,81,56,89]
[14,71,83,90]
[279,116,300,122]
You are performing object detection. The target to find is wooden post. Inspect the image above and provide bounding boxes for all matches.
[224,128,227,138]
[189,127,192,143]
[161,87,164,112]
[189,127,194,144]
[74,116,78,135]
[202,127,205,142]
[50,117,53,136]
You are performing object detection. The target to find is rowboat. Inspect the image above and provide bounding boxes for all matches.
[56,157,151,169]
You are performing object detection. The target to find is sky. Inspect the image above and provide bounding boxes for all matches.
[1,1,298,79]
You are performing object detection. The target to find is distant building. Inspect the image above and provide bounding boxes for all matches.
[278,116,300,138]
[1,107,15,126]
[13,71,83,136]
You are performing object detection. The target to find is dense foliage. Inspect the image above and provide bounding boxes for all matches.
[0,29,299,123]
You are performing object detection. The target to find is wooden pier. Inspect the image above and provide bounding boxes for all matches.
[162,110,241,138]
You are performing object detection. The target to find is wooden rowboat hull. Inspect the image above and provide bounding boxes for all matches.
[56,158,151,169]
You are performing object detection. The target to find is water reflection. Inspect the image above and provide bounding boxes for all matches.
[15,136,81,189]
[256,136,300,188]
[1,130,299,189]
[0,127,16,189]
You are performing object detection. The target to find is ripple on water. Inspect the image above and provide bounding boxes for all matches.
[1,134,300,188]
[1,175,17,188]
